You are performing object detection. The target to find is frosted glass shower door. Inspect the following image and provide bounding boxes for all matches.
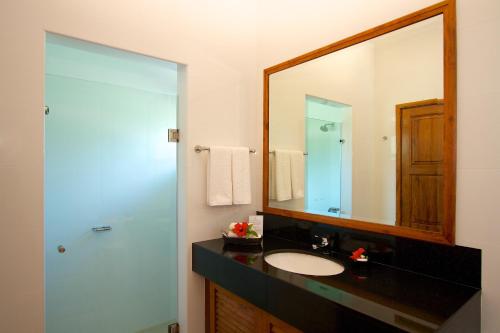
[305,118,343,216]
[45,73,178,331]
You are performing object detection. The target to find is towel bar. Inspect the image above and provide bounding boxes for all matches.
[194,145,256,154]
[269,150,308,156]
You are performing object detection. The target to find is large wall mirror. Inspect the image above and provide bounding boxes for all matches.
[263,1,456,244]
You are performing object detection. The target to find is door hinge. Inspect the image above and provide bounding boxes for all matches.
[168,129,179,142]
[168,322,179,333]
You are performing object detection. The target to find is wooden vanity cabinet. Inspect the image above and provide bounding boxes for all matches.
[205,280,302,333]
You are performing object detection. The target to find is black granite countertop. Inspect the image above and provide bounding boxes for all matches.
[192,236,480,333]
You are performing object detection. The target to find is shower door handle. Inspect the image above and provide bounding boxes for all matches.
[92,226,112,232]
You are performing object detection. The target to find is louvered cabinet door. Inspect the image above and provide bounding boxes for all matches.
[266,315,302,333]
[206,280,264,333]
[206,280,303,333]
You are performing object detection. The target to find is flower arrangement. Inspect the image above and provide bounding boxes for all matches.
[226,222,260,239]
[350,247,368,262]
[222,221,262,247]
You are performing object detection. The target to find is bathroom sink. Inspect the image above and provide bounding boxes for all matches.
[264,251,344,276]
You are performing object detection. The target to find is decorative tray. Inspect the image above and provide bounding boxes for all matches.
[222,234,262,247]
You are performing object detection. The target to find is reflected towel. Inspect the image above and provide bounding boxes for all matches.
[269,153,277,200]
[232,147,251,204]
[207,146,233,206]
[290,150,304,199]
[274,149,292,201]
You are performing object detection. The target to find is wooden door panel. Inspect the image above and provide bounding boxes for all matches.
[409,175,443,231]
[411,114,444,164]
[397,100,444,231]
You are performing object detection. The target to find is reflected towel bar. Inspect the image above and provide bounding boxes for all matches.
[269,150,308,156]
[194,145,257,154]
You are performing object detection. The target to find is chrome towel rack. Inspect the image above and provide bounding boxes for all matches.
[194,145,257,154]
[269,150,308,156]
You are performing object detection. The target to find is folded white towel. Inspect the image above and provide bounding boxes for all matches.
[232,147,251,205]
[290,150,304,199]
[207,146,233,206]
[274,149,292,201]
[269,153,277,200]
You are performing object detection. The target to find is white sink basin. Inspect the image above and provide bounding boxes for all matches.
[264,251,344,276]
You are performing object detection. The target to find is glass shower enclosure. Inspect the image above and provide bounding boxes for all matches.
[305,118,343,216]
[44,34,178,333]
[305,95,352,218]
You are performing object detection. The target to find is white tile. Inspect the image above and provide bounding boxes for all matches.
[479,243,500,333]
[456,168,500,246]
[457,90,500,170]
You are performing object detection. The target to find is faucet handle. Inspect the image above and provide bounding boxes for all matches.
[311,234,329,249]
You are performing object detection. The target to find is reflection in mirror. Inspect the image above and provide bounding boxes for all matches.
[305,96,352,218]
[268,15,444,231]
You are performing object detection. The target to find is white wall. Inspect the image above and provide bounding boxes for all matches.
[372,16,444,223]
[1,0,499,332]
[258,0,500,331]
[0,1,259,333]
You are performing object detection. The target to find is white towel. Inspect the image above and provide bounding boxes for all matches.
[232,147,251,204]
[269,153,277,200]
[274,149,292,201]
[207,146,233,206]
[290,150,304,199]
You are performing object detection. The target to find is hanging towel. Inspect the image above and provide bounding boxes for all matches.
[269,153,277,200]
[274,149,292,201]
[207,146,233,206]
[232,147,252,204]
[290,150,304,199]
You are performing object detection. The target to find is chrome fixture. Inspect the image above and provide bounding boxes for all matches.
[194,145,257,154]
[269,150,308,156]
[168,129,180,142]
[57,245,66,254]
[320,122,336,132]
[92,226,112,232]
[168,323,180,333]
[311,235,329,250]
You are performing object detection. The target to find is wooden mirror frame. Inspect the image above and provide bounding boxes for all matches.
[263,0,456,245]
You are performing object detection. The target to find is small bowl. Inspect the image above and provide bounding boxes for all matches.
[350,258,370,277]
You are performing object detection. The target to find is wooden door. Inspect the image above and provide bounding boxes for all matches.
[396,99,444,232]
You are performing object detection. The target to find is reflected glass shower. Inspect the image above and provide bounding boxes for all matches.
[44,34,178,333]
[305,118,343,216]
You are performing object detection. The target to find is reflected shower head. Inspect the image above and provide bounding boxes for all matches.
[320,122,335,132]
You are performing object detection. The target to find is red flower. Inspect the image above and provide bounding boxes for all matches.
[350,248,366,261]
[232,222,249,237]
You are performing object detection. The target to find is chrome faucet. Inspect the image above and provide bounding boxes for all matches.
[311,235,330,250]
